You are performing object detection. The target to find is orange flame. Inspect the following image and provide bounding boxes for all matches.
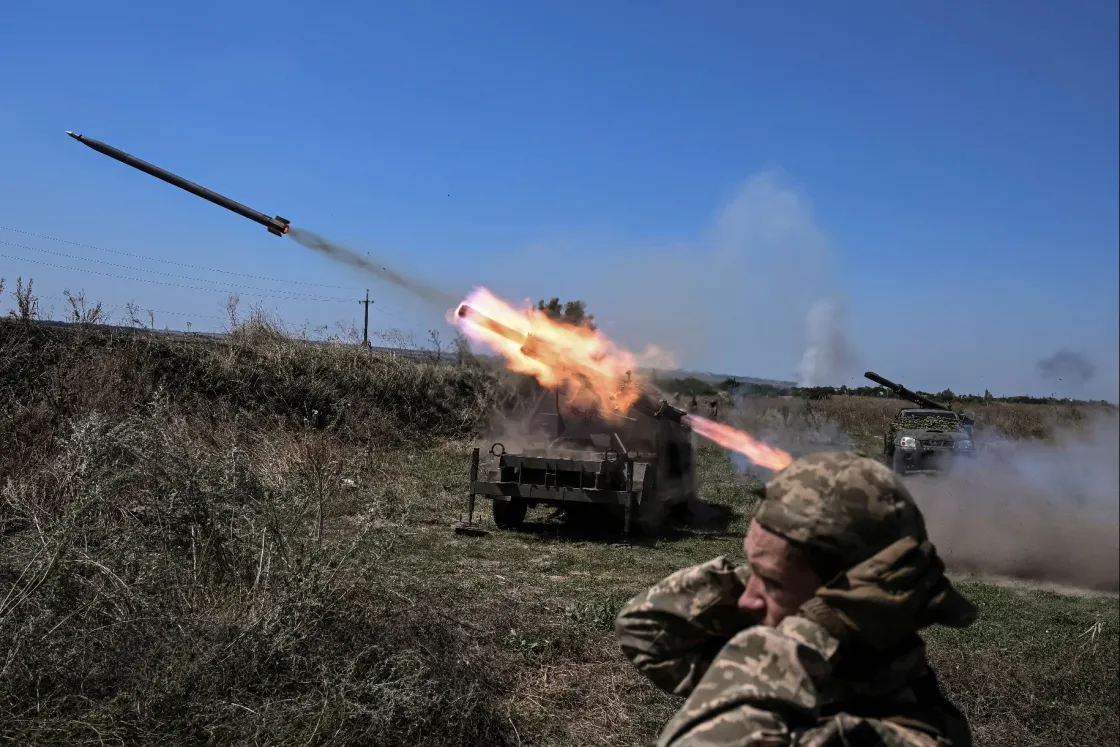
[450,286,795,470]
[684,414,793,471]
[450,287,652,416]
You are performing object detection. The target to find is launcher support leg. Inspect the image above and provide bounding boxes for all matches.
[467,447,480,524]
[617,459,636,547]
[614,492,637,550]
[454,448,488,536]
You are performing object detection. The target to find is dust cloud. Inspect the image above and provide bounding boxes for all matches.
[719,404,1119,592]
[479,412,557,456]
[287,226,460,309]
[906,411,1120,592]
[476,394,596,459]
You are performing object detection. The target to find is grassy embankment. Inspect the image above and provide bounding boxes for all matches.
[1,317,1116,746]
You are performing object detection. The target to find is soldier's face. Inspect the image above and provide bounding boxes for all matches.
[737,522,822,627]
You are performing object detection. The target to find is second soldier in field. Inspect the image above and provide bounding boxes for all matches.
[615,451,977,747]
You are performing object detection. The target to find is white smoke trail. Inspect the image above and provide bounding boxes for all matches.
[796,297,856,387]
[287,226,460,309]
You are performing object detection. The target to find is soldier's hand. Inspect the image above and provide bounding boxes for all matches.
[796,536,974,662]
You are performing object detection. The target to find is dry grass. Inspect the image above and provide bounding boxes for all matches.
[924,583,1119,745]
[0,388,520,744]
[1,317,1116,746]
[0,316,507,476]
[718,394,1115,455]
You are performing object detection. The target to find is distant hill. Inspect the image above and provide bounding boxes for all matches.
[640,367,796,389]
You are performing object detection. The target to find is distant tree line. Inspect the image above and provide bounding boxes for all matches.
[653,375,1115,408]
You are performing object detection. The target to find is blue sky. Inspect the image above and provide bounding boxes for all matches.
[2,0,1117,400]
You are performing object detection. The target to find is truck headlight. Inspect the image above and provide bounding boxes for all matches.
[899,436,918,449]
[956,440,973,450]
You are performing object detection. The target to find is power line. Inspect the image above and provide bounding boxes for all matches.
[0,239,358,302]
[32,293,228,322]
[7,286,441,357]
[0,224,362,291]
[0,224,417,320]
[0,253,355,303]
[1,227,432,326]
[25,289,414,331]
[2,253,418,326]
[14,292,422,346]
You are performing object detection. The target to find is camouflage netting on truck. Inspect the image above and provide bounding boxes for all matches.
[889,415,968,434]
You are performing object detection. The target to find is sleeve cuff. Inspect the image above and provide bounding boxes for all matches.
[777,611,843,661]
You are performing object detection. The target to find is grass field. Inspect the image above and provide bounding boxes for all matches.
[1,318,1117,746]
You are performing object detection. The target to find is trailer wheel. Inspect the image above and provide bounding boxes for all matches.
[492,499,528,529]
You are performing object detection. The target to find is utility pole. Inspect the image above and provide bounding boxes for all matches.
[360,289,372,348]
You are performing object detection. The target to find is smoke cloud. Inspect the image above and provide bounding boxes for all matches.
[1037,348,1097,386]
[498,170,853,385]
[906,411,1120,592]
[796,297,858,387]
[288,226,460,309]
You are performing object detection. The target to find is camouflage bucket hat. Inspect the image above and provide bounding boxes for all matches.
[756,451,975,628]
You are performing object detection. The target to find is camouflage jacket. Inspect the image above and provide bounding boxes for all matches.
[615,557,971,747]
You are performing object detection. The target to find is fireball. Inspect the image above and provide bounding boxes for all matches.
[449,287,652,416]
[450,286,793,470]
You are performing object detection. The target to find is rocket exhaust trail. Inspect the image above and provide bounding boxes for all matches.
[684,413,793,471]
[454,297,794,470]
[288,227,459,309]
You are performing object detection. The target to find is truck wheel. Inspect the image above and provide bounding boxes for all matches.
[891,451,907,475]
[492,499,528,529]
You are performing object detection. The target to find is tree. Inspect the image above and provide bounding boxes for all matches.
[536,298,596,330]
[718,377,742,393]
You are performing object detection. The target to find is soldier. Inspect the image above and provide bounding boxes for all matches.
[615,451,977,746]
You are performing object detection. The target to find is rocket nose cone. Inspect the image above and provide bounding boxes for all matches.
[66,131,80,139]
